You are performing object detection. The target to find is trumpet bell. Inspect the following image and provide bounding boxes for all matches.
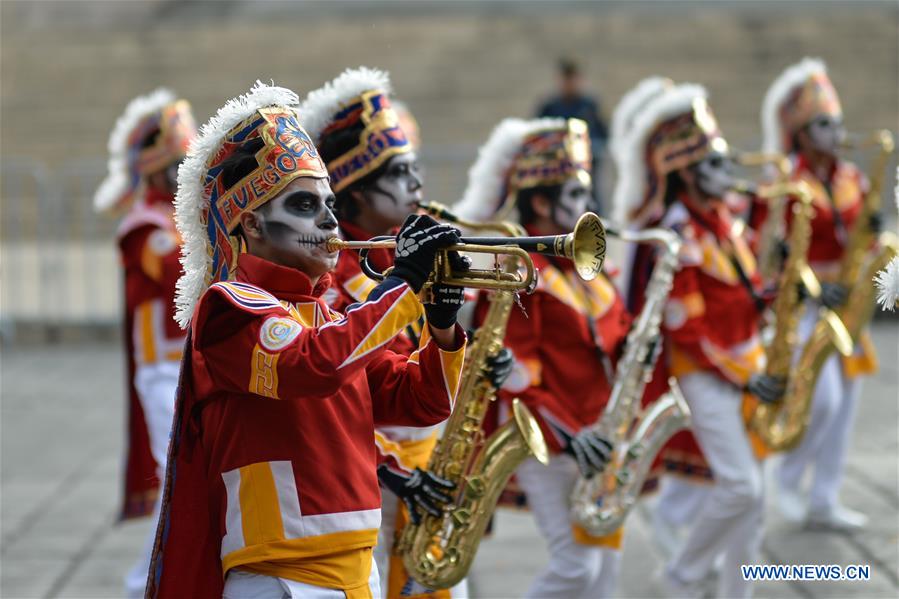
[570,212,608,281]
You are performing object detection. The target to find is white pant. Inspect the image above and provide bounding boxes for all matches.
[124,361,179,599]
[668,372,765,599]
[375,492,468,598]
[655,476,710,528]
[517,455,621,599]
[778,306,862,514]
[222,561,381,599]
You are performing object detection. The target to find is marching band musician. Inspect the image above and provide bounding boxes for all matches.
[761,58,878,531]
[146,82,468,599]
[300,66,500,599]
[92,88,197,599]
[608,77,714,560]
[456,117,629,599]
[615,83,784,598]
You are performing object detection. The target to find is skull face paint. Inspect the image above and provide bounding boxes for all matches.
[256,178,339,278]
[805,114,845,156]
[362,152,424,231]
[552,175,592,231]
[693,151,736,199]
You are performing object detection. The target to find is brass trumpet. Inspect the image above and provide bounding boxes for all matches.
[325,211,607,291]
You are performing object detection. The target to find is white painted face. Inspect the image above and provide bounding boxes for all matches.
[257,178,339,278]
[806,114,846,155]
[693,151,736,199]
[552,175,592,231]
[363,152,424,229]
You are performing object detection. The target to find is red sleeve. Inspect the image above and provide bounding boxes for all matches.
[194,278,436,401]
[366,325,466,427]
[487,291,580,453]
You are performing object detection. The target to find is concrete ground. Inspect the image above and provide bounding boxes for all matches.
[1,323,897,598]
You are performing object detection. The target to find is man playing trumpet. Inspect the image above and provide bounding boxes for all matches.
[147,82,468,598]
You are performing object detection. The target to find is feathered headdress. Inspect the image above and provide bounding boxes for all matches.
[455,117,591,223]
[875,167,899,310]
[299,66,412,193]
[761,58,842,154]
[608,77,673,169]
[612,84,727,227]
[94,88,196,213]
[174,81,328,328]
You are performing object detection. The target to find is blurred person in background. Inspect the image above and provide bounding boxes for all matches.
[615,83,784,598]
[456,117,627,599]
[301,66,483,599]
[92,88,196,599]
[761,58,878,532]
[148,82,467,599]
[536,57,610,215]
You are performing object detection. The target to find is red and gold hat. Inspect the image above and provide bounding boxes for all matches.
[174,82,328,328]
[301,67,413,193]
[94,89,197,213]
[762,58,842,154]
[613,84,728,227]
[455,118,592,223]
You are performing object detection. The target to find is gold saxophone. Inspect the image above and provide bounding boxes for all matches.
[570,224,691,536]
[756,130,896,451]
[397,203,550,590]
[734,151,793,280]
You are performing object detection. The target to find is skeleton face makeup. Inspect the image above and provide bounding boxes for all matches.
[693,151,736,199]
[805,114,845,155]
[552,176,592,231]
[362,152,424,231]
[254,178,339,279]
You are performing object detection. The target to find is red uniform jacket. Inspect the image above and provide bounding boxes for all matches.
[117,188,184,519]
[662,196,766,388]
[786,155,867,281]
[490,251,631,454]
[147,254,465,598]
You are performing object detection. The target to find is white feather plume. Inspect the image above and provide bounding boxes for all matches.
[877,167,899,310]
[174,81,300,329]
[761,57,828,154]
[875,256,899,311]
[300,66,392,144]
[94,88,176,213]
[609,77,672,169]
[611,83,708,226]
[455,117,566,222]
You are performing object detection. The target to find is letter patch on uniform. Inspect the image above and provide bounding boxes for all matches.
[259,316,302,352]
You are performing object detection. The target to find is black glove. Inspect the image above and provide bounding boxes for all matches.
[377,465,455,525]
[424,284,466,329]
[484,347,514,388]
[745,373,786,404]
[820,282,849,310]
[869,212,883,234]
[392,214,462,292]
[562,430,613,479]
